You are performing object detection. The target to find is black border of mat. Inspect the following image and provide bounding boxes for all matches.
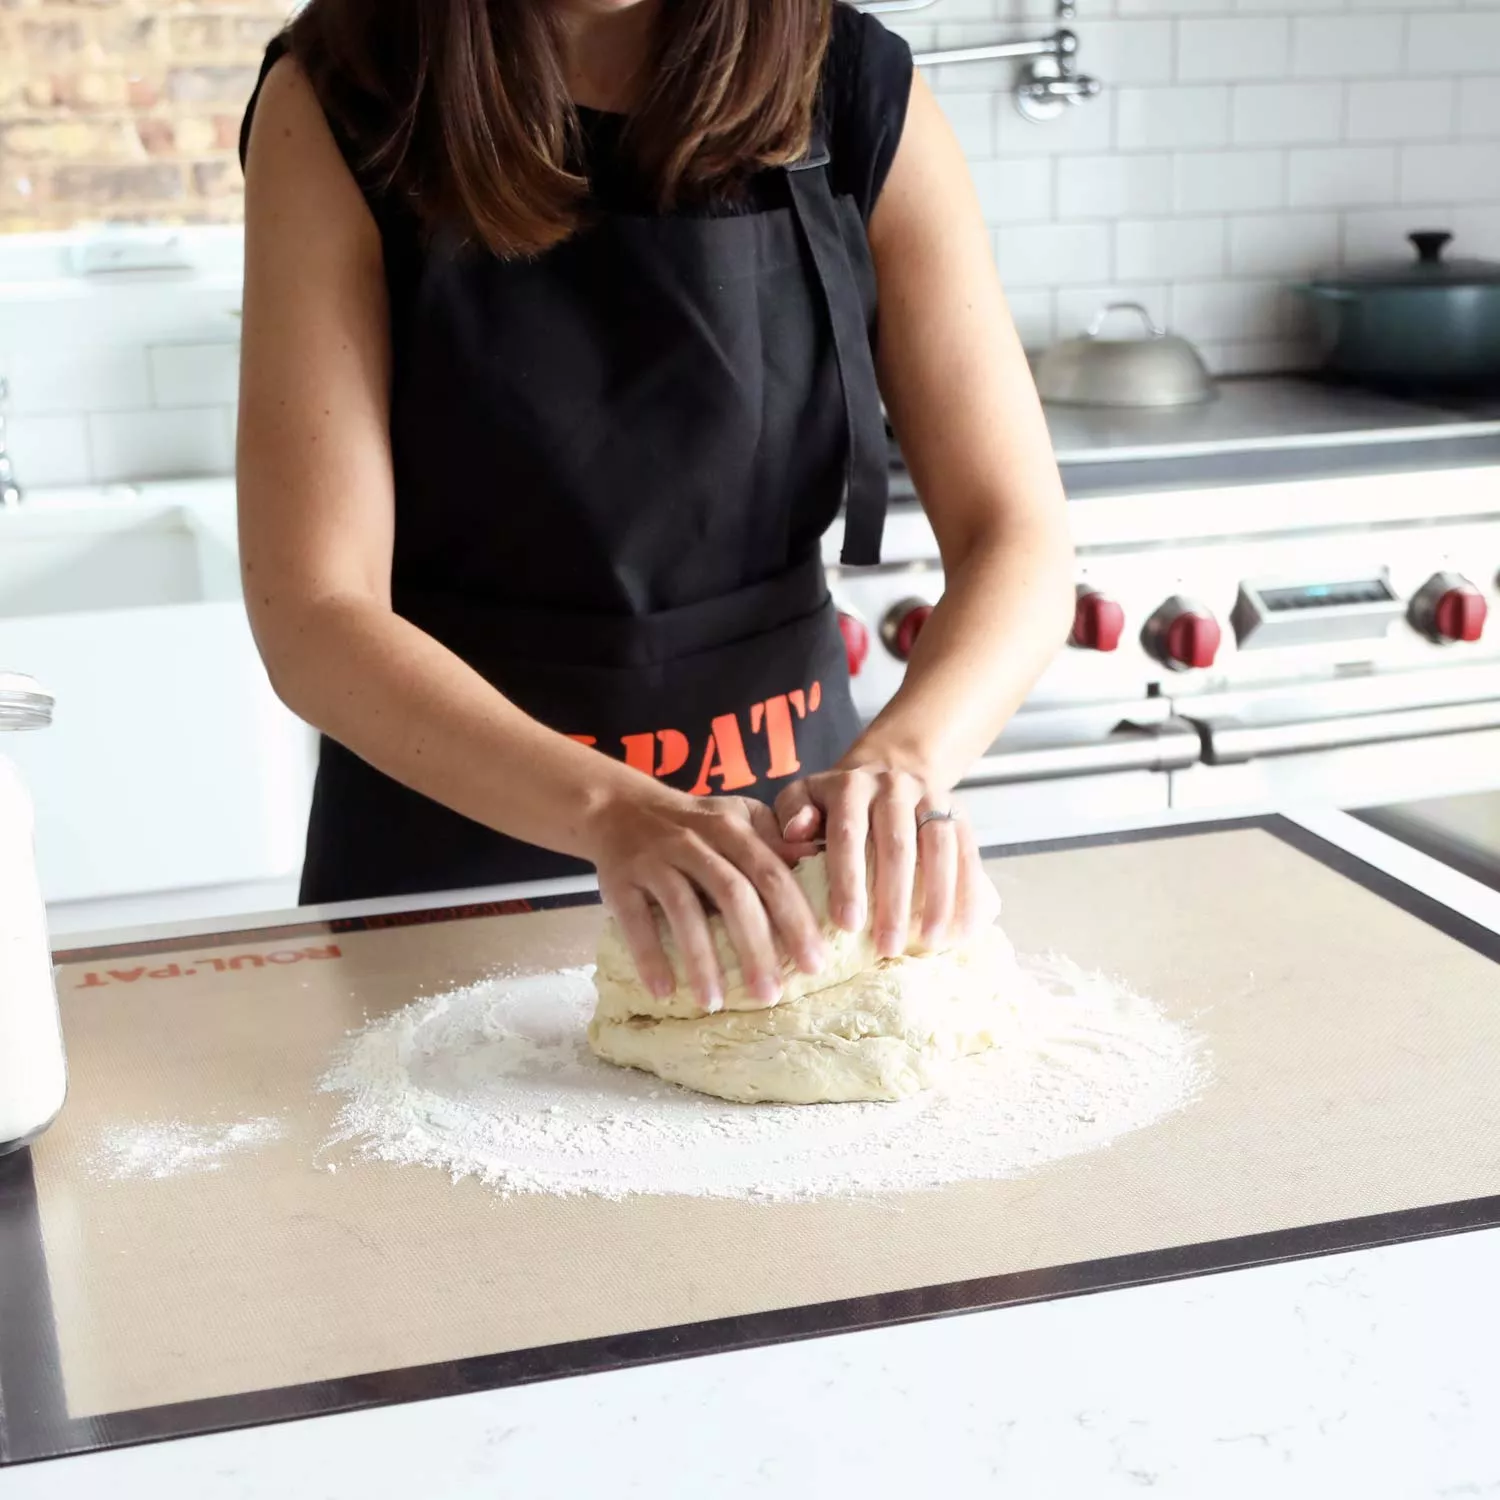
[4,814,1499,1468]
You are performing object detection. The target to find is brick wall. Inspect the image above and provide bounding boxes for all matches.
[0,0,288,232]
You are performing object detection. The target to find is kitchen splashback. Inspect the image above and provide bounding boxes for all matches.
[0,0,1498,488]
[884,0,1500,377]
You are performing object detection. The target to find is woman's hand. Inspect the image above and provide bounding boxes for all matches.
[584,789,830,1013]
[775,764,997,957]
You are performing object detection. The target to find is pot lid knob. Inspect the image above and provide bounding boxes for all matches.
[1410,230,1453,265]
[1086,301,1165,341]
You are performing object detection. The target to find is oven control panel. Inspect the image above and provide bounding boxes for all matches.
[1232,575,1406,651]
[828,504,1500,723]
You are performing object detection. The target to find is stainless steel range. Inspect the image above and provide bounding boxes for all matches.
[827,377,1500,839]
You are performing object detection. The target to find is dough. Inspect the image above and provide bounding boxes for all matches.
[588,924,1022,1104]
[594,852,942,1024]
[587,853,1025,1105]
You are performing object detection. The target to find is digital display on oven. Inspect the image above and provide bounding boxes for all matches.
[1258,579,1398,612]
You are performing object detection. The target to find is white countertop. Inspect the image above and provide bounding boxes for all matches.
[1044,376,1500,466]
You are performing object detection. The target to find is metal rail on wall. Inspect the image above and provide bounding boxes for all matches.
[857,0,1104,122]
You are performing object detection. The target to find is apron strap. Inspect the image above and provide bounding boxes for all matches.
[786,130,890,568]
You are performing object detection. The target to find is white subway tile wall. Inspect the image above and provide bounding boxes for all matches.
[4,413,91,487]
[1286,145,1398,206]
[887,0,1500,371]
[87,407,235,483]
[1344,78,1456,141]
[1291,15,1404,79]
[148,340,241,408]
[1115,215,1227,278]
[1459,76,1500,137]
[2,0,1499,489]
[1174,149,1285,211]
[1232,83,1346,146]
[1228,210,1341,275]
[0,238,242,487]
[1176,18,1291,82]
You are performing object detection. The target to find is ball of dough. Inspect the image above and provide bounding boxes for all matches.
[588,924,1023,1104]
[587,852,1023,1105]
[593,851,949,1024]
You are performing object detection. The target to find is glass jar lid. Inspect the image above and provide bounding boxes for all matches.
[0,671,54,731]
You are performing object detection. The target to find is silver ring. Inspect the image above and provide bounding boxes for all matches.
[916,809,956,830]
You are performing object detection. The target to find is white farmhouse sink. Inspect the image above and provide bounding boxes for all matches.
[0,481,317,906]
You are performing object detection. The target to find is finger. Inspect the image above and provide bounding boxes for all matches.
[870,773,921,958]
[824,772,875,932]
[916,810,959,949]
[712,820,830,976]
[774,781,823,843]
[781,837,825,864]
[952,817,997,941]
[679,842,785,1008]
[741,798,798,858]
[744,799,806,865]
[607,884,675,1000]
[648,866,726,1012]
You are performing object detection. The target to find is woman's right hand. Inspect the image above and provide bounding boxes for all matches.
[584,789,830,1012]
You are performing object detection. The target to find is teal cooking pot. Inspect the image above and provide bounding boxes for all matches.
[1299,231,1500,391]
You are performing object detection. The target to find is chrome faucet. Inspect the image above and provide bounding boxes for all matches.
[893,0,1104,122]
[0,379,20,508]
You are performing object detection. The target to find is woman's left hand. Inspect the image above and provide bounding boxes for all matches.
[774,763,998,957]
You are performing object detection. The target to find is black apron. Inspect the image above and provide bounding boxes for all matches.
[301,130,890,903]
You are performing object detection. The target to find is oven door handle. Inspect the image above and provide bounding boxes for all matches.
[964,718,1202,786]
[1195,697,1500,766]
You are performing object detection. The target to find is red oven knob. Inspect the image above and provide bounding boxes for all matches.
[1144,597,1222,671]
[880,599,935,661]
[837,611,871,676]
[1070,587,1125,652]
[1411,572,1487,643]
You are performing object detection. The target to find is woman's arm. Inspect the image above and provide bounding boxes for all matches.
[863,73,1075,778]
[239,57,826,1006]
[777,72,1075,953]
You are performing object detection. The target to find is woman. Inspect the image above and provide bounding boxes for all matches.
[237,0,1073,1011]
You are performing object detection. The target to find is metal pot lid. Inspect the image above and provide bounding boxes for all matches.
[0,671,55,731]
[1313,231,1500,288]
[1035,302,1217,409]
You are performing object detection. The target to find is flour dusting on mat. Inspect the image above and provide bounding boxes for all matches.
[320,959,1206,1200]
[89,1117,285,1180]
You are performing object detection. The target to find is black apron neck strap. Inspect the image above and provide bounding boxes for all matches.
[786,129,889,568]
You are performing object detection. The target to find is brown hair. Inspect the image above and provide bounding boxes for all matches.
[288,0,834,257]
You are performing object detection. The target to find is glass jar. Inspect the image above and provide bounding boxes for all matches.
[0,672,66,1155]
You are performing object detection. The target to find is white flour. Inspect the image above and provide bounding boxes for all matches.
[320,959,1206,1200]
[89,1117,285,1180]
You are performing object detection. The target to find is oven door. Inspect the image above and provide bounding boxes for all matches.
[1170,664,1500,813]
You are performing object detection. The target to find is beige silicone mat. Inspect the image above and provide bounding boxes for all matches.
[28,826,1500,1421]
